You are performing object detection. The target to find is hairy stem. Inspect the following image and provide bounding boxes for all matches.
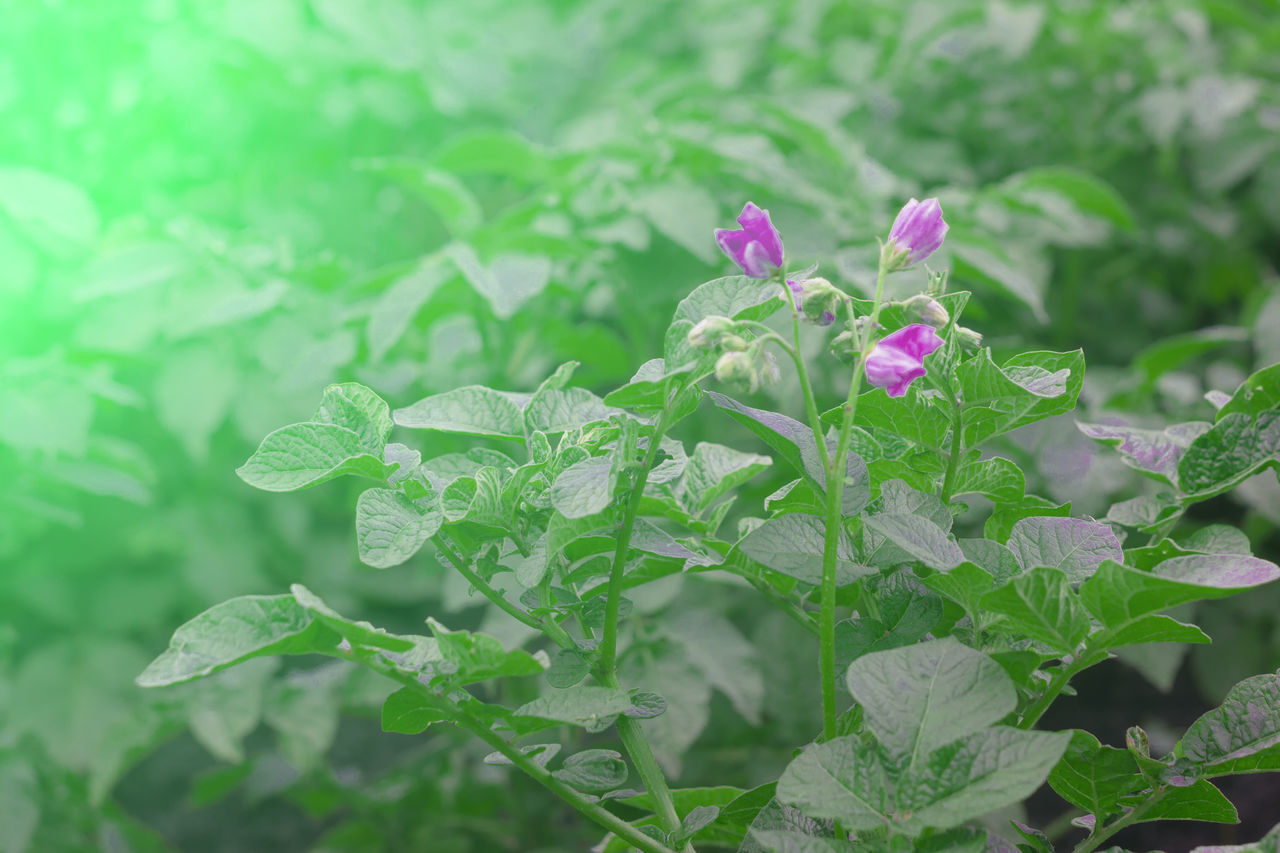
[939,394,964,504]
[818,265,888,740]
[357,655,678,853]
[790,310,833,473]
[598,405,689,847]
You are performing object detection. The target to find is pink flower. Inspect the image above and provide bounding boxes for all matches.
[864,324,944,397]
[715,202,784,278]
[885,198,948,270]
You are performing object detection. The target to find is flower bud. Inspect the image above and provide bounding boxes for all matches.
[714,350,755,385]
[715,202,784,279]
[785,276,843,326]
[956,325,983,350]
[829,330,860,365]
[882,198,948,272]
[686,315,736,349]
[901,294,950,329]
[758,351,781,386]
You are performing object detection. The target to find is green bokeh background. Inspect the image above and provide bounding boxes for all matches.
[1,1,1277,850]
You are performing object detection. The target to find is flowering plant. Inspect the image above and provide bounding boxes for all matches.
[139,198,1280,853]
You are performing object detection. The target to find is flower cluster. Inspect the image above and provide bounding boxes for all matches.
[713,197,956,398]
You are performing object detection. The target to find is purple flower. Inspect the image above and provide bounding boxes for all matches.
[885,198,948,269]
[715,202,784,279]
[864,324,944,397]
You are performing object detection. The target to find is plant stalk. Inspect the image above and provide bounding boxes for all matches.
[818,264,888,739]
[357,654,678,853]
[939,394,964,504]
[597,404,690,848]
[1072,788,1167,853]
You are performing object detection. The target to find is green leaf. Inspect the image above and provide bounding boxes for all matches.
[1048,730,1143,820]
[1182,671,1280,776]
[674,275,785,327]
[381,687,448,734]
[1002,166,1136,232]
[427,618,546,685]
[836,579,942,670]
[355,488,443,568]
[512,686,634,730]
[0,165,99,248]
[136,595,336,687]
[864,512,964,571]
[981,568,1090,653]
[1135,780,1238,824]
[952,456,1025,502]
[958,349,1084,446]
[430,129,550,180]
[775,735,891,831]
[394,385,528,438]
[1094,614,1211,649]
[366,255,452,362]
[605,358,695,412]
[921,562,996,616]
[849,385,952,453]
[680,442,771,514]
[738,514,869,586]
[290,584,417,653]
[313,382,394,451]
[551,749,629,794]
[1178,410,1280,499]
[1219,363,1280,419]
[1079,556,1280,628]
[984,495,1072,543]
[236,423,396,492]
[674,805,720,845]
[1077,421,1199,487]
[749,830,858,853]
[895,726,1070,832]
[845,637,1015,763]
[1006,516,1123,582]
[707,392,826,486]
[1182,524,1252,555]
[550,456,617,519]
[525,386,619,434]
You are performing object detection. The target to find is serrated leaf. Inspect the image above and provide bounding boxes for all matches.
[846,637,1015,764]
[237,422,396,491]
[355,488,442,568]
[1006,516,1123,582]
[981,568,1090,653]
[393,385,528,438]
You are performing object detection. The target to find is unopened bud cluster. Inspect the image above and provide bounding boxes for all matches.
[785,276,845,327]
[687,314,781,394]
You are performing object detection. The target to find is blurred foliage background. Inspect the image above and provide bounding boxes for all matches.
[0,0,1277,850]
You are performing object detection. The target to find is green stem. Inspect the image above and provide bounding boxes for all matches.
[939,394,964,504]
[1072,789,1167,853]
[433,535,576,652]
[357,656,678,853]
[818,266,888,740]
[1018,655,1090,729]
[598,405,689,847]
[789,310,833,474]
